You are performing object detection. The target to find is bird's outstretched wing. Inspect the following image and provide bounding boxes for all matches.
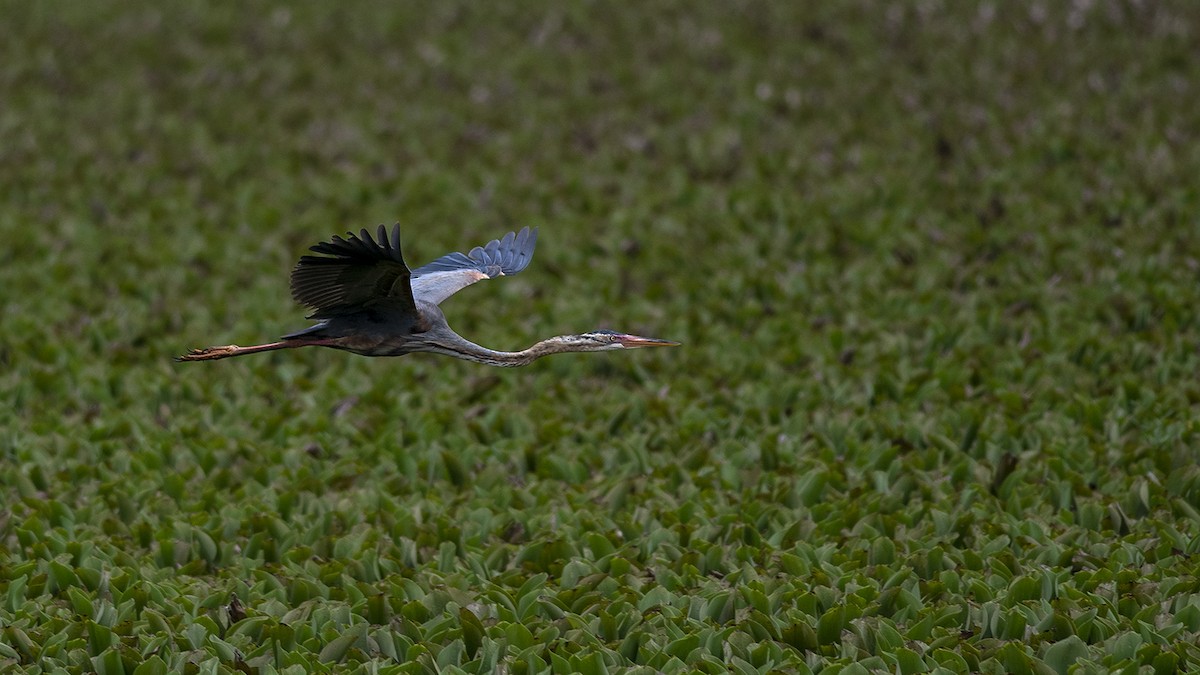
[410,227,539,305]
[290,224,417,320]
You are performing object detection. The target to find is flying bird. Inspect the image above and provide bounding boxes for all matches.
[178,225,677,366]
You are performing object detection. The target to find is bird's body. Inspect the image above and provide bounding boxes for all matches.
[178,225,677,365]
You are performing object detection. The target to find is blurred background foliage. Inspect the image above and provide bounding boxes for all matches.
[3,1,1200,672]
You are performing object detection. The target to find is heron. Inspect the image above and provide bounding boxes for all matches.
[177,225,678,366]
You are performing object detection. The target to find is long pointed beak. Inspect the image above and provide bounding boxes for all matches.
[615,334,680,348]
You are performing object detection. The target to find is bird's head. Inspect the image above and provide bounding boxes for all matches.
[571,329,680,351]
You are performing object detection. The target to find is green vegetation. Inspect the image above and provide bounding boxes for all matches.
[4,1,1200,672]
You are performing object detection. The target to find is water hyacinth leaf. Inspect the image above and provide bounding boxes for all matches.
[5,574,29,614]
[460,607,484,658]
[870,538,895,565]
[183,622,210,651]
[817,606,846,645]
[4,3,1200,674]
[1042,635,1087,675]
[228,616,272,641]
[505,622,534,650]
[49,561,81,593]
[544,598,572,622]
[210,635,242,663]
[1005,576,1040,606]
[706,591,735,624]
[364,593,390,625]
[999,609,1027,641]
[436,639,465,669]
[91,647,126,675]
[892,647,925,675]
[318,627,363,664]
[666,634,700,660]
[78,567,104,592]
[1152,651,1179,673]
[618,631,643,661]
[638,586,673,612]
[194,529,218,564]
[68,586,94,617]
[131,656,169,675]
[87,621,115,655]
[5,627,35,658]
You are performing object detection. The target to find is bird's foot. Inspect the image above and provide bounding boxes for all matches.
[176,345,240,362]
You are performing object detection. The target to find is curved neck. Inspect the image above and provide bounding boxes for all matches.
[428,335,591,367]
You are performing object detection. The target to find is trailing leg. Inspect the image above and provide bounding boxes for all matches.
[176,341,309,362]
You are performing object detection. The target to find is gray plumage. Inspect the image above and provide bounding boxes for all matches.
[178,224,677,365]
[410,226,538,305]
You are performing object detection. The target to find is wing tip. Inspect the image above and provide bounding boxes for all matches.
[304,224,409,265]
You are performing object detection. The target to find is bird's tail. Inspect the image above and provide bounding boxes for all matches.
[175,341,296,362]
[281,322,330,340]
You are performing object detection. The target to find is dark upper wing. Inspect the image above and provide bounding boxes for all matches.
[290,224,417,320]
[409,227,538,305]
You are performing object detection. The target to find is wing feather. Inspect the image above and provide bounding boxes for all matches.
[290,223,417,320]
[410,227,539,305]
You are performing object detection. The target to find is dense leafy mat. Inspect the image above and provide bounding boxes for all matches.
[4,2,1200,673]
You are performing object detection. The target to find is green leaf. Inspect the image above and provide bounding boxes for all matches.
[782,620,818,652]
[893,647,925,675]
[209,635,240,663]
[436,639,465,669]
[505,622,534,650]
[68,586,94,617]
[87,621,114,655]
[91,646,125,675]
[1005,575,1041,606]
[997,643,1035,675]
[131,656,168,675]
[932,648,969,673]
[5,575,28,613]
[817,606,846,645]
[49,561,81,592]
[666,634,700,660]
[5,627,35,658]
[706,591,735,623]
[318,630,360,664]
[460,607,484,659]
[184,622,209,650]
[1042,635,1087,675]
[870,537,895,565]
[1151,650,1179,674]
[638,585,673,612]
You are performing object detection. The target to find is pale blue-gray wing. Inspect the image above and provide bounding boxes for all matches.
[410,227,539,305]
